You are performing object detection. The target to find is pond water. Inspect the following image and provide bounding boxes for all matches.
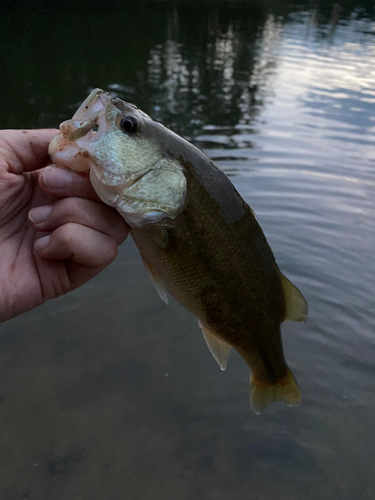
[1,1,375,499]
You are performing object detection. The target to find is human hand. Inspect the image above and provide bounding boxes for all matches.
[0,129,129,323]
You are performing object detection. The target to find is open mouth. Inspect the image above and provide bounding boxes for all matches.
[59,88,111,142]
[48,89,112,172]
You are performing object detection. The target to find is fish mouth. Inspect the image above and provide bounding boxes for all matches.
[59,88,111,142]
[48,89,112,172]
[48,88,162,186]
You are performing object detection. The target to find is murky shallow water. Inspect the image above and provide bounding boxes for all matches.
[1,1,375,499]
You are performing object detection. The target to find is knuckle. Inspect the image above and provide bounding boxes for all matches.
[57,222,76,244]
[60,197,80,220]
[47,199,78,228]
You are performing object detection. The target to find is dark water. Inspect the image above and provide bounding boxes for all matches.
[1,1,375,498]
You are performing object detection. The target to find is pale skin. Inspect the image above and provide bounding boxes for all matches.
[0,129,129,323]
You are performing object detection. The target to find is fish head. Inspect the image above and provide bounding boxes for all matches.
[49,89,186,227]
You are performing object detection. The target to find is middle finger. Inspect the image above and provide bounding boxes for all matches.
[39,165,100,202]
[29,197,129,245]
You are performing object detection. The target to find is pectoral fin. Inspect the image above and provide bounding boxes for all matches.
[142,259,168,305]
[279,273,308,323]
[198,320,232,371]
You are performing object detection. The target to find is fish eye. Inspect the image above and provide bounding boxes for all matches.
[120,116,138,134]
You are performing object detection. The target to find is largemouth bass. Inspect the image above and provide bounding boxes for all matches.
[49,89,307,413]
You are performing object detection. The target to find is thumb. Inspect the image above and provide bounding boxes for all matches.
[0,129,59,174]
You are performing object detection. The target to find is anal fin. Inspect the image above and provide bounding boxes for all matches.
[198,320,232,371]
[142,258,168,305]
[279,272,308,323]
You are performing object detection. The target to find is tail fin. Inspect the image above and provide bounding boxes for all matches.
[250,368,302,414]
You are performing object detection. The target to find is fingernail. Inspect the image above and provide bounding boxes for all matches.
[44,166,72,189]
[34,235,51,251]
[29,206,52,224]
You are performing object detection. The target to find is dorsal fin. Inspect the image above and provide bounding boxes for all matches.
[198,320,232,371]
[279,272,307,323]
[142,258,168,305]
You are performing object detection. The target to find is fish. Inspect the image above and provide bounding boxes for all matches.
[49,88,308,413]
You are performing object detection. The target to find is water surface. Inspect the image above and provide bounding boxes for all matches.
[1,1,375,499]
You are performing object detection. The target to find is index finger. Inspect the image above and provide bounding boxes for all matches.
[0,129,59,174]
[38,165,101,202]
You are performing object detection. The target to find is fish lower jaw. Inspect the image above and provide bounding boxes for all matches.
[49,136,91,172]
